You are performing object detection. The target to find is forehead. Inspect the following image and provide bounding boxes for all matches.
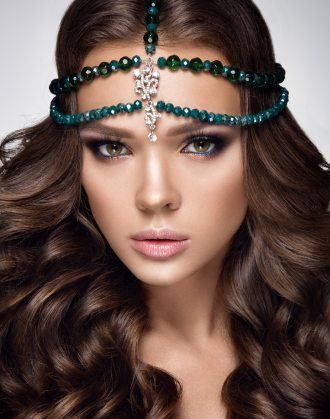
[77,43,241,132]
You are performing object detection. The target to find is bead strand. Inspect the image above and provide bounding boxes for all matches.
[50,88,288,126]
[144,0,161,54]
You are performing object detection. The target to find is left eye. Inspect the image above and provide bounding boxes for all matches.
[183,140,216,154]
[97,143,128,157]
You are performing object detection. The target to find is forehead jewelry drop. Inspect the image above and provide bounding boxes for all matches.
[134,55,161,142]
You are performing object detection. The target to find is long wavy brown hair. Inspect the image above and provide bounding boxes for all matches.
[1,0,329,418]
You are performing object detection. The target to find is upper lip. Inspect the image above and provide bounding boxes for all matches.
[131,228,189,241]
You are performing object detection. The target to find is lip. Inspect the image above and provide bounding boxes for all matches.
[130,229,190,258]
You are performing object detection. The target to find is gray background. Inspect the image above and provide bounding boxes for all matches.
[1,0,329,162]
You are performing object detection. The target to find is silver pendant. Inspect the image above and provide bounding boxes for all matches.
[134,55,161,141]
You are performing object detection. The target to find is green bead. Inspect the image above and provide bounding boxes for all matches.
[77,72,84,83]
[243,70,254,85]
[117,103,125,113]
[134,100,142,110]
[210,60,223,76]
[95,109,102,119]
[49,79,59,94]
[264,73,276,87]
[241,116,248,126]
[146,23,157,31]
[64,115,71,125]
[84,111,90,121]
[167,55,180,71]
[165,103,174,113]
[215,114,222,124]
[182,107,191,118]
[92,66,100,76]
[156,101,165,111]
[222,66,230,77]
[101,107,109,117]
[69,74,82,87]
[173,106,182,117]
[119,56,133,72]
[109,106,117,115]
[228,66,239,82]
[239,71,246,82]
[145,44,156,54]
[59,77,70,92]
[145,13,159,25]
[189,57,203,73]
[98,62,112,77]
[148,7,158,14]
[180,59,190,69]
[89,110,96,120]
[222,114,229,124]
[247,115,253,124]
[81,67,95,82]
[199,110,208,121]
[144,31,158,44]
[125,103,134,113]
[207,113,215,123]
[203,60,211,71]
[132,55,142,66]
[157,57,167,68]
[147,0,161,9]
[191,109,199,119]
[228,116,236,126]
[253,73,266,87]
[234,116,241,125]
[110,60,119,71]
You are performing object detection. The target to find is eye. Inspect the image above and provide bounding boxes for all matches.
[97,142,129,157]
[181,136,224,156]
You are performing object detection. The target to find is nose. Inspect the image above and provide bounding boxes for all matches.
[135,152,181,213]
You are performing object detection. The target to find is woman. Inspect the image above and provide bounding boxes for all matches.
[0,0,329,418]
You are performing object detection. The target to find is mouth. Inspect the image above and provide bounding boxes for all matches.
[130,229,190,258]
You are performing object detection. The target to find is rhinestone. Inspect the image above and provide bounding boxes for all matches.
[152,71,160,78]
[150,87,157,95]
[133,69,141,78]
[149,133,157,142]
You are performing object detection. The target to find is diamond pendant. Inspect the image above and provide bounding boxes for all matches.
[134,54,161,141]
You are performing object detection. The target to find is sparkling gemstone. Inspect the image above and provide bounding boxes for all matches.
[95,109,102,119]
[228,66,239,82]
[150,87,157,95]
[157,57,167,68]
[243,70,254,85]
[148,133,157,142]
[156,101,165,111]
[81,67,95,82]
[182,107,191,118]
[173,106,182,117]
[49,79,59,94]
[222,66,230,77]
[239,71,246,82]
[92,66,100,76]
[98,62,112,77]
[146,23,157,32]
[133,69,141,78]
[222,114,229,124]
[59,78,70,92]
[203,60,212,71]
[166,55,180,71]
[241,115,248,126]
[144,31,158,44]
[134,100,142,110]
[152,71,160,78]
[117,103,125,113]
[191,109,199,119]
[147,0,161,9]
[253,73,266,87]
[110,60,119,71]
[180,59,190,69]
[199,110,208,121]
[132,55,142,66]
[165,103,174,113]
[207,112,215,123]
[215,114,223,124]
[148,6,159,14]
[101,107,109,117]
[125,103,134,113]
[210,60,223,76]
[119,56,133,72]
[145,13,159,25]
[145,44,156,54]
[69,74,82,87]
[234,116,241,125]
[89,110,96,120]
[247,115,253,124]
[189,57,203,73]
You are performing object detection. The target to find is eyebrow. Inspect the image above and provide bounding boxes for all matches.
[79,118,231,138]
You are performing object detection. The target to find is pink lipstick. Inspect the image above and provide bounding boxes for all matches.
[130,229,189,258]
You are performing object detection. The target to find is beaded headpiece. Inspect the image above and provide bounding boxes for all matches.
[49,0,289,142]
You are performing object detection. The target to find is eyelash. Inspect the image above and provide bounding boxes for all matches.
[85,130,226,160]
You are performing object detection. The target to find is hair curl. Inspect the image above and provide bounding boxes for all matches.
[1,0,329,418]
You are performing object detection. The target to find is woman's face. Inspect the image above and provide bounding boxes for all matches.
[79,43,248,287]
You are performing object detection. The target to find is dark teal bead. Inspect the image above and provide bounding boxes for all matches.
[253,115,258,124]
[101,107,109,117]
[49,79,59,94]
[234,116,241,125]
[167,55,180,71]
[180,59,190,69]
[99,62,112,77]
[147,0,161,9]
[239,71,246,82]
[95,109,102,119]
[258,112,265,123]
[228,116,236,126]
[210,60,223,76]
[157,57,167,68]
[69,74,82,87]
[222,114,229,124]
[182,107,191,118]
[222,66,230,77]
[144,31,158,44]
[243,70,254,85]
[146,23,157,31]
[132,55,142,66]
[253,73,266,87]
[241,115,248,126]
[264,73,275,87]
[81,67,95,82]
[134,100,142,110]
[148,7,159,14]
[64,77,72,89]
[92,66,100,76]
[189,57,203,73]
[78,113,85,123]
[199,110,208,121]
[207,113,215,123]
[264,110,271,120]
[73,114,80,125]
[89,110,96,120]
[215,114,222,124]
[77,72,84,83]
[109,106,117,115]
[119,56,133,72]
[247,115,254,124]
[165,103,174,113]
[145,13,159,25]
[64,115,71,125]
[191,109,199,119]
[173,106,182,117]
[145,44,156,54]
[117,103,125,113]
[84,111,90,121]
[252,73,261,87]
[110,60,119,71]
[156,101,165,111]
[203,60,212,71]
[59,78,70,92]
[228,66,240,82]
[125,103,134,113]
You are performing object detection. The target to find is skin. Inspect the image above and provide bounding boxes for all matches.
[79,43,248,418]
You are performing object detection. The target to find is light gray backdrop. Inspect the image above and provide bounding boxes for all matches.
[1,0,329,162]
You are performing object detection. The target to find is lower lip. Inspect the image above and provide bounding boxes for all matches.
[131,239,189,258]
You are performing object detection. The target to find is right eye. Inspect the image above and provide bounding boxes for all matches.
[97,142,129,158]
